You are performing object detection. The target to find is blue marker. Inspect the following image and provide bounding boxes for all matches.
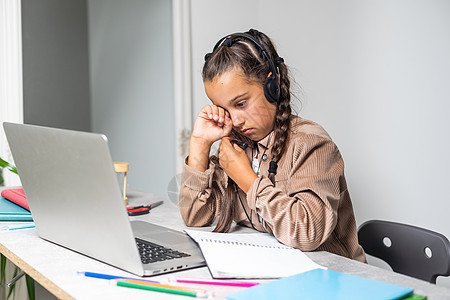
[1,223,35,231]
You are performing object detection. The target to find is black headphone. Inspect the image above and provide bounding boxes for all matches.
[204,29,283,104]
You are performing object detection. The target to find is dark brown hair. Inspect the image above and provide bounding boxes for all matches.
[203,30,292,232]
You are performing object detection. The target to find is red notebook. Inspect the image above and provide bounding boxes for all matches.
[0,188,30,211]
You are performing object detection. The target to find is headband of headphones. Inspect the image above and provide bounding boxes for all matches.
[204,29,284,103]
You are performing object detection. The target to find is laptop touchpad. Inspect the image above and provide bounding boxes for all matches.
[143,231,192,247]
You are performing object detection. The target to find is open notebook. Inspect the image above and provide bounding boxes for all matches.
[184,229,324,279]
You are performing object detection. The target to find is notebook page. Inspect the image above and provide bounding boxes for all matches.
[185,229,325,279]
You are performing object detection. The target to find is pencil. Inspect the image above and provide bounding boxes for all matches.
[118,279,207,294]
[112,280,209,298]
[175,277,260,287]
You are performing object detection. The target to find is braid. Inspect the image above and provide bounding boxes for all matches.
[268,61,291,184]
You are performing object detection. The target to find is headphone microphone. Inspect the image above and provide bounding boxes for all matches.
[230,139,248,150]
[204,29,283,104]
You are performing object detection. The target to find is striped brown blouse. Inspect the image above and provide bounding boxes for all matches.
[179,115,366,263]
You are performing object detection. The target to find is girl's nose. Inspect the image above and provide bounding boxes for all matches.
[230,113,244,128]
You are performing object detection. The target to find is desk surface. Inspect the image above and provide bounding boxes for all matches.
[1,188,449,299]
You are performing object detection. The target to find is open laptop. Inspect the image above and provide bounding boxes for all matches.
[3,122,205,277]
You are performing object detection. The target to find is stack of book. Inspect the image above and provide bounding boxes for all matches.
[0,188,32,221]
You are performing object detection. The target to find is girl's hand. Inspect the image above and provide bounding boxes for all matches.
[191,105,233,146]
[219,137,258,193]
[188,105,232,172]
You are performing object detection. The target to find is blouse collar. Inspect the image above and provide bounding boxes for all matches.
[256,130,275,150]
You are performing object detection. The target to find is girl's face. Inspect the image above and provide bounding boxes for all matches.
[204,68,276,142]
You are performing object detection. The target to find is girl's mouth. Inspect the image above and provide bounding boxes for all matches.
[241,128,253,135]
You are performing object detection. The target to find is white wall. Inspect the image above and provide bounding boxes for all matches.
[88,0,175,198]
[21,0,91,132]
[18,0,175,199]
[190,0,450,286]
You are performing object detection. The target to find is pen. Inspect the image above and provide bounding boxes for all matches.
[112,280,209,298]
[0,223,35,231]
[78,271,159,283]
[175,277,260,287]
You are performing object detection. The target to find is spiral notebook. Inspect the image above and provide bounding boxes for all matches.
[184,229,324,279]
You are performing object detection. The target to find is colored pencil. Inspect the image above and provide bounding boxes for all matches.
[175,277,260,287]
[112,280,209,298]
[118,279,207,294]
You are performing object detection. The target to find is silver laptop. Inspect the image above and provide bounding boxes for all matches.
[3,122,205,277]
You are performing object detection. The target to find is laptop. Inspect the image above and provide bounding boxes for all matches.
[3,122,205,277]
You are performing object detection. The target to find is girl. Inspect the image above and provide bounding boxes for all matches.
[179,29,366,262]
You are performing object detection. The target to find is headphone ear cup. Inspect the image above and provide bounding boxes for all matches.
[264,74,280,103]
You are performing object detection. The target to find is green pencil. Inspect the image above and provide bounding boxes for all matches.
[113,280,208,298]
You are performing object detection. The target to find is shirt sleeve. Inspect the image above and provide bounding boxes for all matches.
[179,156,226,227]
[246,134,344,251]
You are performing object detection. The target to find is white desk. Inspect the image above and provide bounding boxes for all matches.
[1,188,450,299]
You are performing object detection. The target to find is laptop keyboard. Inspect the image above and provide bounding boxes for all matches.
[136,238,191,264]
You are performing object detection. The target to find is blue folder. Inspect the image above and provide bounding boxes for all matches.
[226,268,414,300]
[0,197,33,221]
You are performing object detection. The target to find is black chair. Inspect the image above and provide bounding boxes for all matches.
[358,220,450,284]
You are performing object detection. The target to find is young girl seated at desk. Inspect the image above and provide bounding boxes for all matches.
[179,29,366,263]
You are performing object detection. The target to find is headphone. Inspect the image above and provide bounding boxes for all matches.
[204,29,283,104]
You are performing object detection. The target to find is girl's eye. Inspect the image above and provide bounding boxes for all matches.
[236,100,246,107]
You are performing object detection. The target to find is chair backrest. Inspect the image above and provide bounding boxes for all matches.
[358,220,450,284]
